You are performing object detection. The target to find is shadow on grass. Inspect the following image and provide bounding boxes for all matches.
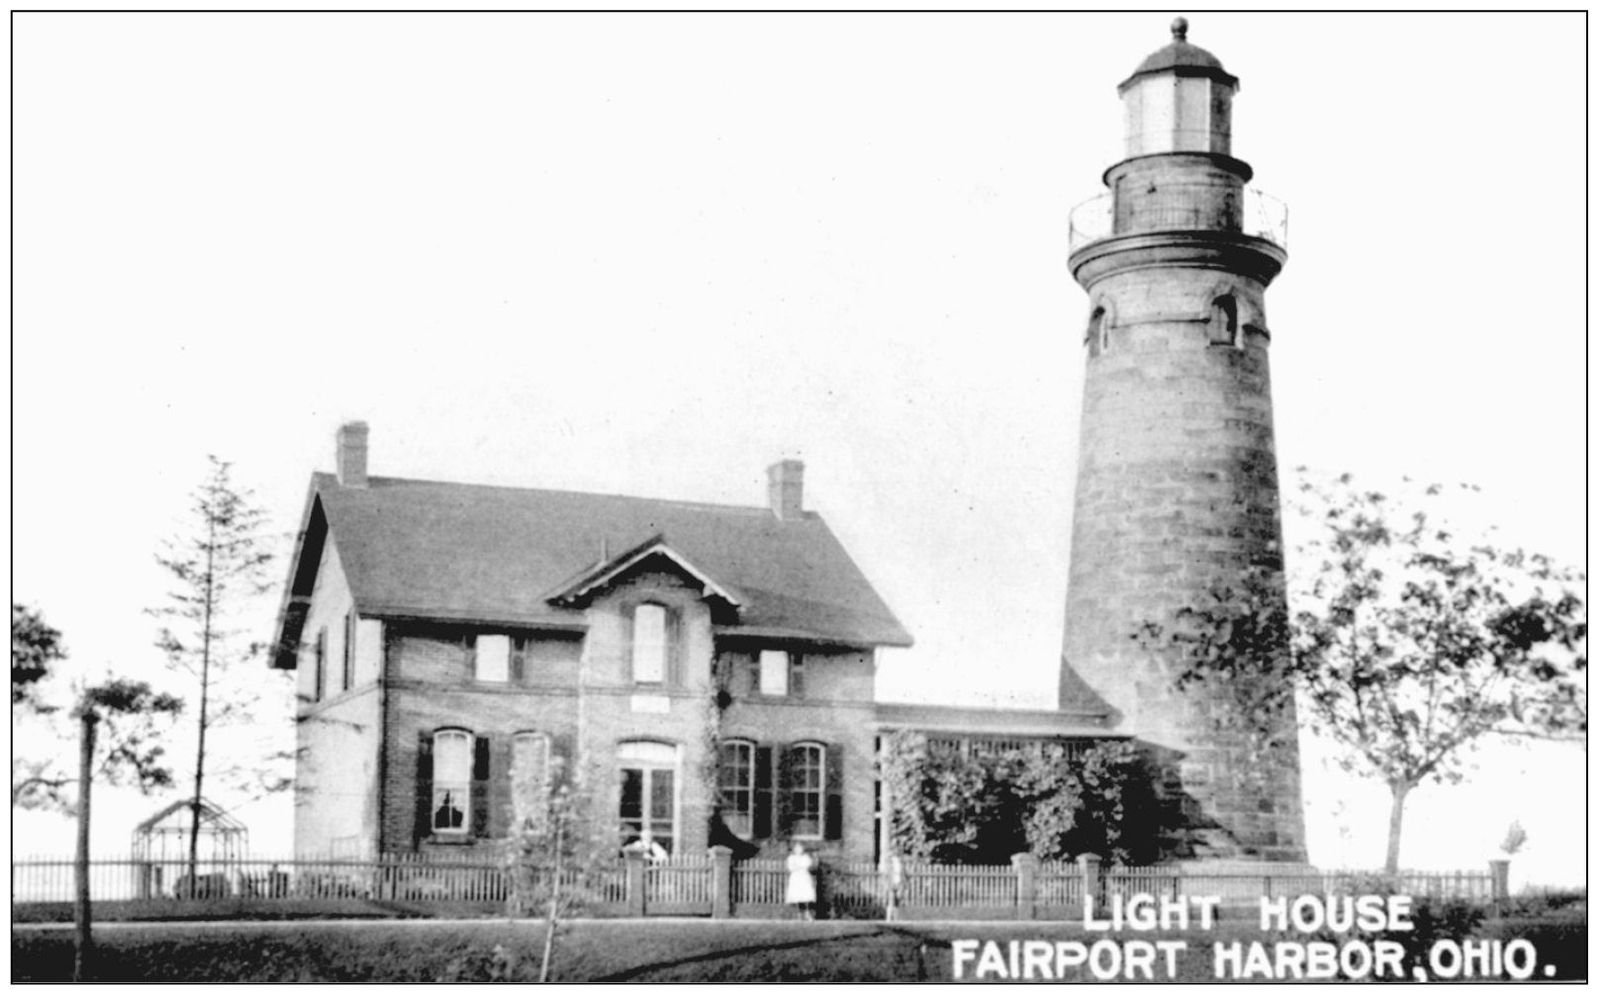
[592,925,939,982]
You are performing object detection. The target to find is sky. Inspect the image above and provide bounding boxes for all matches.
[10,12,1587,883]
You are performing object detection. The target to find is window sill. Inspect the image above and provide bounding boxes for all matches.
[425,834,475,846]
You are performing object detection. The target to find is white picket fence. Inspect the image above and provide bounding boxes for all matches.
[12,855,1496,914]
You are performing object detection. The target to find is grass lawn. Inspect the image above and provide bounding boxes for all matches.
[11,914,1590,982]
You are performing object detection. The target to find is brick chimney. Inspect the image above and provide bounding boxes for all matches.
[767,459,804,520]
[335,421,369,488]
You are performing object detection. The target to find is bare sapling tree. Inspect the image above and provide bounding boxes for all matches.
[504,747,612,982]
[150,456,277,891]
[70,679,184,980]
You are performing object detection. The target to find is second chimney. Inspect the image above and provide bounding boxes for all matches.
[336,421,370,488]
[767,459,804,521]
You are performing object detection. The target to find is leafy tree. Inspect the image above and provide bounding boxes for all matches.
[1294,473,1583,872]
[1145,471,1585,873]
[13,603,65,711]
[11,606,184,811]
[149,456,278,886]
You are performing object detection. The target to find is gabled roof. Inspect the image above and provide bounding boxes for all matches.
[272,473,912,666]
[545,533,743,609]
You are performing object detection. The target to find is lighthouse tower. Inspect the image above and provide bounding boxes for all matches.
[1060,19,1306,861]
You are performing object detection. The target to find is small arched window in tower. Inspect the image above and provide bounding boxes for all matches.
[1210,295,1241,348]
[1087,306,1110,357]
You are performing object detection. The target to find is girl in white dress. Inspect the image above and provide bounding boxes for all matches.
[785,841,816,920]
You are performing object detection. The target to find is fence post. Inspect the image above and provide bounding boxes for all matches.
[710,846,732,919]
[1487,859,1509,918]
[1011,853,1038,921]
[624,848,647,917]
[1078,853,1105,919]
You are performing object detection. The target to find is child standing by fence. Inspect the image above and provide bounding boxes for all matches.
[785,842,816,921]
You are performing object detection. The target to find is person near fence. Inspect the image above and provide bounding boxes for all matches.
[785,841,816,921]
[623,838,669,863]
[882,853,904,921]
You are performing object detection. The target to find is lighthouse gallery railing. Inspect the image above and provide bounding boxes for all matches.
[1069,186,1289,254]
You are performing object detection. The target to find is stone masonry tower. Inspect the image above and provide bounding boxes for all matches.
[1059,19,1305,861]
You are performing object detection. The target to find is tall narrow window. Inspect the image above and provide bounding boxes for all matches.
[632,605,667,684]
[475,634,511,682]
[1087,306,1110,357]
[431,730,472,835]
[717,740,757,838]
[313,627,327,702]
[787,743,825,840]
[341,611,355,692]
[758,650,789,696]
[510,731,550,830]
[618,741,677,854]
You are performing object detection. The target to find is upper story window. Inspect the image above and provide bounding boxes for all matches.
[432,729,473,835]
[786,742,826,840]
[758,650,788,695]
[717,740,757,838]
[632,604,668,684]
[755,650,804,697]
[474,634,511,682]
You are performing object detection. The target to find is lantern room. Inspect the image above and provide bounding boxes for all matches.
[1118,17,1238,158]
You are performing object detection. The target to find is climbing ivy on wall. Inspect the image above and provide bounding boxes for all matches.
[876,731,1169,865]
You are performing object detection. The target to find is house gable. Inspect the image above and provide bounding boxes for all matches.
[545,534,742,612]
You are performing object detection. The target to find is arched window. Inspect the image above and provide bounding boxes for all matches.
[618,741,677,854]
[786,743,826,840]
[1211,295,1241,348]
[1087,306,1110,357]
[717,740,757,838]
[431,729,473,835]
[631,604,667,684]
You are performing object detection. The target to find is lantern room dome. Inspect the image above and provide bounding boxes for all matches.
[1120,17,1238,92]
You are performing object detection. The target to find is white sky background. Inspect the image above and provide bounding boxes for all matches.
[10,13,1586,883]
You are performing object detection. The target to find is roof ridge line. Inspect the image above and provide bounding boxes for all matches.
[311,470,812,519]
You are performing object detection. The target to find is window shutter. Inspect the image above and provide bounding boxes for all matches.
[665,609,683,687]
[621,605,635,681]
[343,611,355,690]
[464,635,477,679]
[509,638,526,683]
[753,745,773,839]
[314,628,327,702]
[789,653,805,698]
[746,653,761,697]
[776,745,796,835]
[414,732,434,848]
[490,734,513,838]
[824,744,844,841]
[471,735,492,838]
